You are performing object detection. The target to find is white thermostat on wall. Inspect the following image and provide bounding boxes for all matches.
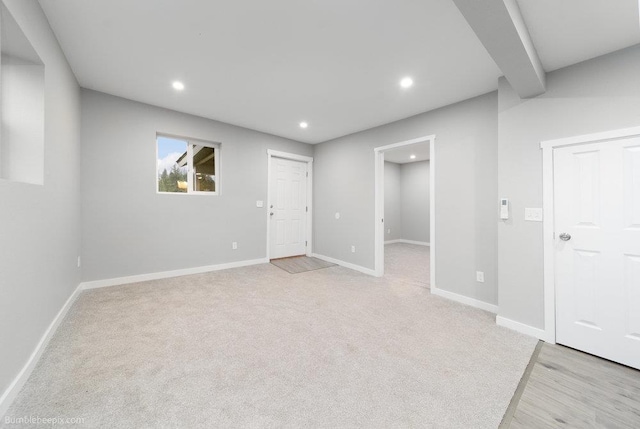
[500,198,509,220]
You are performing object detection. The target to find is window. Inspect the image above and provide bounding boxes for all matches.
[0,2,45,185]
[156,135,220,194]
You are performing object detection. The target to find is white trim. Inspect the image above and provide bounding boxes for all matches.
[0,283,83,418]
[540,125,640,149]
[429,140,436,290]
[81,258,269,290]
[266,150,313,163]
[373,136,436,152]
[384,239,430,246]
[542,145,556,344]
[187,142,194,192]
[374,148,385,276]
[541,125,640,344]
[0,256,272,417]
[431,287,498,314]
[374,135,436,281]
[311,253,377,276]
[266,150,313,260]
[496,316,546,340]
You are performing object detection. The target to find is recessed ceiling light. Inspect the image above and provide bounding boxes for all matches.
[299,122,308,129]
[172,81,185,91]
[400,77,414,89]
[410,154,416,159]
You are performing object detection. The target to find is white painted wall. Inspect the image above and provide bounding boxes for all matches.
[383,161,402,241]
[314,92,499,305]
[80,90,313,282]
[0,0,81,402]
[400,161,430,243]
[384,160,430,243]
[0,59,44,184]
[498,44,640,329]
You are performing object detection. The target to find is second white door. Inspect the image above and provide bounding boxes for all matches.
[269,157,308,259]
[554,136,640,369]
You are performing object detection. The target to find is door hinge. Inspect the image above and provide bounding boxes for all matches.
[305,241,308,247]
[306,206,308,212]
[306,172,308,177]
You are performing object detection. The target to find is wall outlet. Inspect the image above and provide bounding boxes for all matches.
[77,256,81,268]
[524,208,543,222]
[351,245,356,253]
[232,242,238,250]
[256,200,264,208]
[476,271,485,283]
[387,228,391,234]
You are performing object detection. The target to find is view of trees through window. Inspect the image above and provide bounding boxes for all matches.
[157,136,218,194]
[157,136,188,192]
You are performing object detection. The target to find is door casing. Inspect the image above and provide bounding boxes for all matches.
[373,135,436,285]
[541,125,640,344]
[266,150,313,260]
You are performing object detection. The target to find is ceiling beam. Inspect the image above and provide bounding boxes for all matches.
[452,0,546,98]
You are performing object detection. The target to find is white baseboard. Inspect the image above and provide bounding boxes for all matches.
[384,239,430,246]
[431,286,498,314]
[0,283,83,418]
[0,257,272,417]
[496,316,546,340]
[81,258,269,289]
[311,253,376,276]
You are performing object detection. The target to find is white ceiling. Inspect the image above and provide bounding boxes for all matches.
[516,0,640,72]
[384,142,429,164]
[38,0,502,144]
[39,0,640,144]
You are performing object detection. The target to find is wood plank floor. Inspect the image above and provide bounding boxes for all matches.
[502,342,640,428]
[270,255,336,274]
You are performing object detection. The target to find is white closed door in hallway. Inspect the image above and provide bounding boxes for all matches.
[554,136,640,369]
[269,157,307,259]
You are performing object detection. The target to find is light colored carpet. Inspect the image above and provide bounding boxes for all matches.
[270,256,336,274]
[2,244,536,428]
[384,242,430,287]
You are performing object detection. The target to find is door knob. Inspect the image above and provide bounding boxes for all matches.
[559,233,571,241]
[270,212,274,216]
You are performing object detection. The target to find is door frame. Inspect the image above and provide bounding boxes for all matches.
[266,150,314,260]
[374,135,436,285]
[541,125,640,344]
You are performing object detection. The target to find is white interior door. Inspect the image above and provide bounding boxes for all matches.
[269,157,307,259]
[554,136,640,369]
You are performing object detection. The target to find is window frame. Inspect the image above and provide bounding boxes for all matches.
[156,133,221,196]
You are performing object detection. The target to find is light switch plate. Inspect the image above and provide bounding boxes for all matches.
[524,208,543,222]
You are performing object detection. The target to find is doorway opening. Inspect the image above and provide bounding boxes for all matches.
[266,150,313,261]
[374,135,435,288]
